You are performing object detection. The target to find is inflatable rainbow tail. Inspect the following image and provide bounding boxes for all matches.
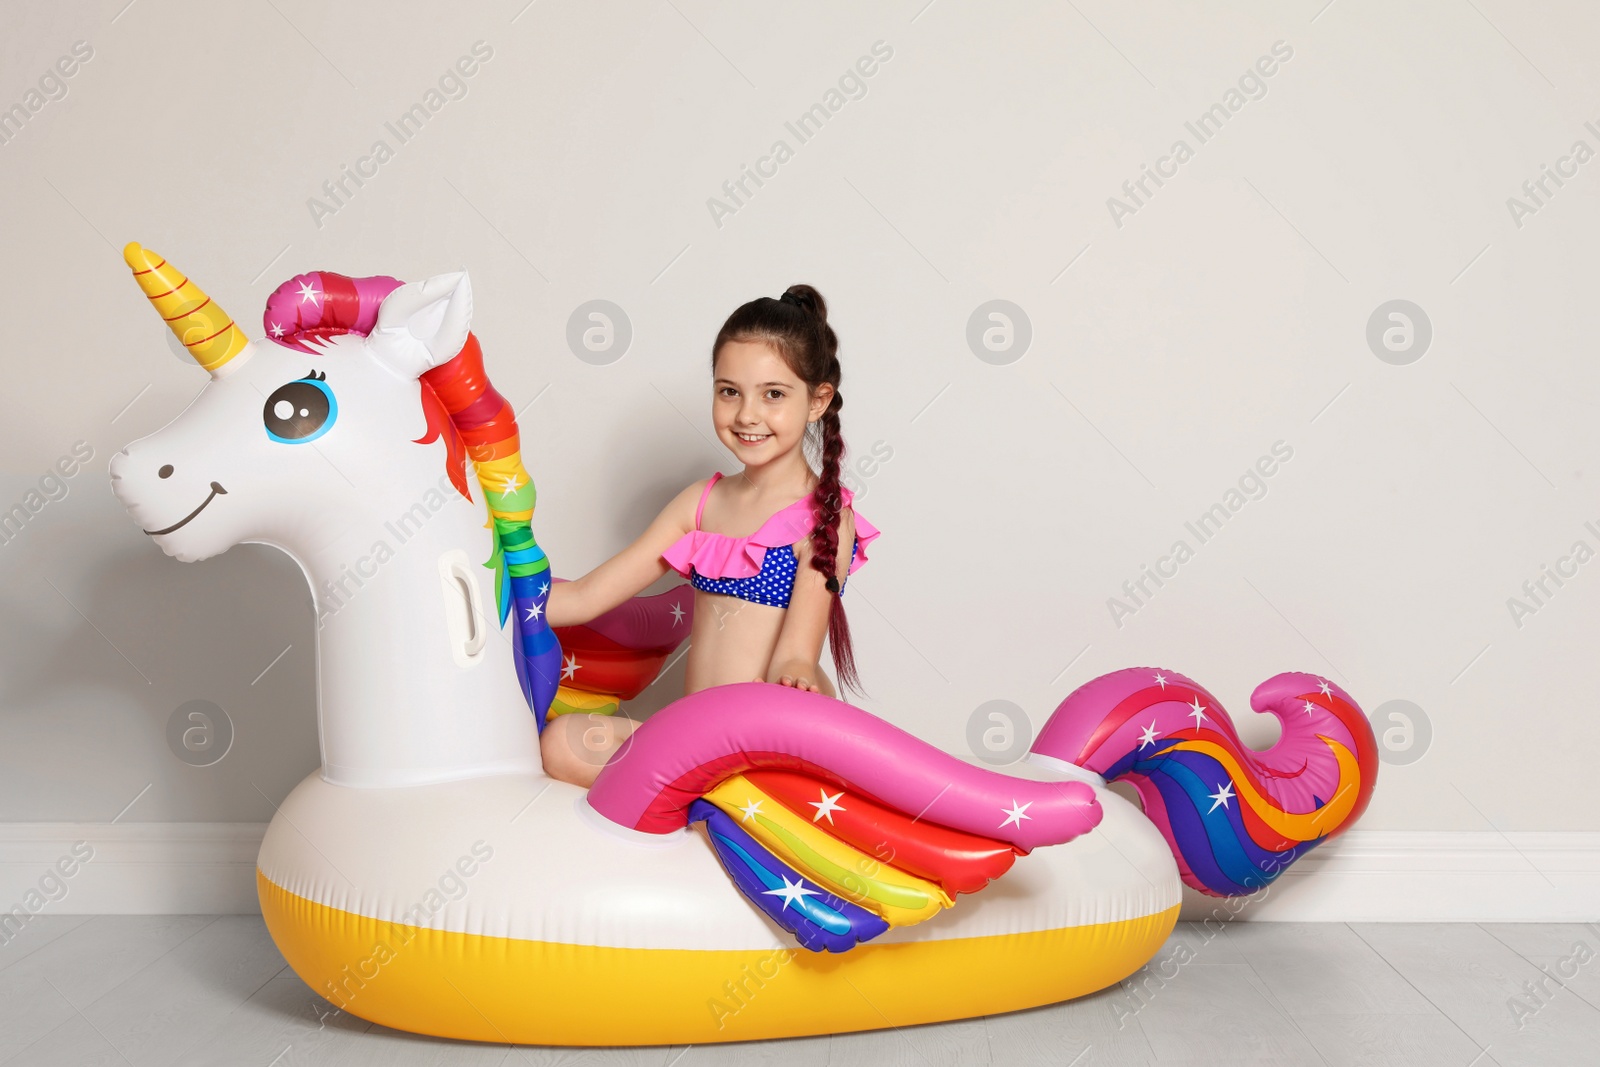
[547,578,696,718]
[1030,668,1378,896]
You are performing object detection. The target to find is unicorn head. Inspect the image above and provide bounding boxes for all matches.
[109,244,472,565]
[109,244,559,786]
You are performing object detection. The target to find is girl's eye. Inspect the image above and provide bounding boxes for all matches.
[716,386,785,399]
[264,375,337,444]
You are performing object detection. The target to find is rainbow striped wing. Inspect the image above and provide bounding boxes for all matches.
[587,683,1105,951]
[690,770,1023,953]
[547,584,697,719]
[690,799,889,953]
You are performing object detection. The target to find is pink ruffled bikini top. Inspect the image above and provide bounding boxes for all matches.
[661,473,881,608]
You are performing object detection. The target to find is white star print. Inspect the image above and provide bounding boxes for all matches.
[1208,781,1235,813]
[524,602,543,622]
[999,800,1033,829]
[1138,721,1160,749]
[810,790,846,824]
[296,280,321,306]
[738,798,763,822]
[1189,698,1208,730]
[1154,672,1168,688]
[669,601,686,626]
[503,473,521,493]
[1318,680,1333,696]
[762,875,819,911]
[1303,700,1317,716]
[538,581,549,596]
[269,322,285,338]
[561,654,580,680]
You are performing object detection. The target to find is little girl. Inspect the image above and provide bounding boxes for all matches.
[542,284,879,787]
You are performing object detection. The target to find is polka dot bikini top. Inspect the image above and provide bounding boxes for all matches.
[659,472,881,610]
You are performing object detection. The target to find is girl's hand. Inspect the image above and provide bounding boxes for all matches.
[768,660,823,693]
[779,675,822,693]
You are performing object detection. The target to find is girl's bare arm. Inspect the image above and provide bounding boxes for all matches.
[545,479,708,628]
[767,508,856,693]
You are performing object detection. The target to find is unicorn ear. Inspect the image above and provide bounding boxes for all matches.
[371,269,474,378]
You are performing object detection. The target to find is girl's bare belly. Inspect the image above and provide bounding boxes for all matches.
[682,588,787,693]
[547,600,783,789]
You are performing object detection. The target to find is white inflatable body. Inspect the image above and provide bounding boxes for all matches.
[110,247,1374,1044]
[259,770,1177,1043]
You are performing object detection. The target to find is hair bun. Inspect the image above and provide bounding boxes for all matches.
[780,284,828,324]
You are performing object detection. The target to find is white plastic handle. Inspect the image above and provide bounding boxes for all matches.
[438,550,488,666]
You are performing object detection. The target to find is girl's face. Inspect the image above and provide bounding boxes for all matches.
[712,340,832,469]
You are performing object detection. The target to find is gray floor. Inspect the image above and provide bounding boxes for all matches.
[1,918,1596,1065]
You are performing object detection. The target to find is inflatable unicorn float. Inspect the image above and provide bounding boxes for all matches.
[108,243,1378,1046]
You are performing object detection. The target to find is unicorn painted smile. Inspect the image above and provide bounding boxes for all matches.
[138,480,227,536]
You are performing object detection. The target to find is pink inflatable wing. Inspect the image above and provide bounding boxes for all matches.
[550,576,694,649]
[587,682,1103,853]
[548,578,695,704]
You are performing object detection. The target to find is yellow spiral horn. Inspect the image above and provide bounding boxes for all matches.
[124,242,251,376]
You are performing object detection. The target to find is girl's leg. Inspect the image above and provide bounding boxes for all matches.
[538,711,638,788]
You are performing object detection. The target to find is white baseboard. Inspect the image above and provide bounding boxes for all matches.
[1178,830,1600,923]
[3,824,1597,921]
[0,823,265,917]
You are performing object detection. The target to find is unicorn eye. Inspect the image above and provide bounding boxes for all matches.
[264,372,337,444]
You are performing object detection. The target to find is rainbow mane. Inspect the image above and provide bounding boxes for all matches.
[264,272,562,731]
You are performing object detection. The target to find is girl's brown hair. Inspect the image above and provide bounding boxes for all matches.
[712,284,864,699]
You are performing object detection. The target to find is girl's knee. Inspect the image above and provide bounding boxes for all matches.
[539,712,635,788]
[537,716,579,785]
